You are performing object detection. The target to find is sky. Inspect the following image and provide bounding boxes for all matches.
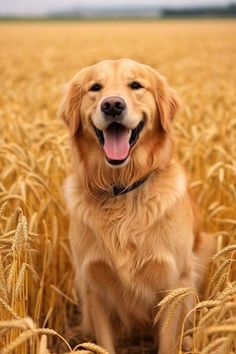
[0,0,234,16]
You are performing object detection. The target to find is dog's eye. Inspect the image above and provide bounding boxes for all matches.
[89,83,102,92]
[130,81,143,90]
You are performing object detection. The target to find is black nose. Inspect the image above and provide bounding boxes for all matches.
[101,96,126,117]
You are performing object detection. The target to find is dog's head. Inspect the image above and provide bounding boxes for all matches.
[59,59,179,190]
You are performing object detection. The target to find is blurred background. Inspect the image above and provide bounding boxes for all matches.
[1,0,236,18]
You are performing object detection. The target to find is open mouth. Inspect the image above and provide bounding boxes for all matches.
[93,121,144,165]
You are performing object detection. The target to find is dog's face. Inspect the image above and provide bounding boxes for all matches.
[59,59,179,182]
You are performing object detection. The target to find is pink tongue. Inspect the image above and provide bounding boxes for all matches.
[103,125,130,160]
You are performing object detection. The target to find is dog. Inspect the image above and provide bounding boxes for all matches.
[59,59,215,354]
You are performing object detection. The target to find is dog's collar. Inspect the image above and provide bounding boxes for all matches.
[111,174,149,196]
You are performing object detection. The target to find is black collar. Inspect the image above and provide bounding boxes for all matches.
[112,174,149,196]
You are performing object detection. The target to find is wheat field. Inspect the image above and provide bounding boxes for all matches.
[0,20,236,354]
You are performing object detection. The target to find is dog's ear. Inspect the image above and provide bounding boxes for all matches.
[150,68,180,133]
[58,68,89,136]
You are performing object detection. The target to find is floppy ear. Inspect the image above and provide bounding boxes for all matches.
[151,69,180,133]
[58,68,89,136]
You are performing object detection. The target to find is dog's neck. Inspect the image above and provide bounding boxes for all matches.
[75,154,173,200]
[76,161,152,199]
[111,174,150,197]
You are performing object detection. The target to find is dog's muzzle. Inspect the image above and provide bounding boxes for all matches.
[101,96,126,120]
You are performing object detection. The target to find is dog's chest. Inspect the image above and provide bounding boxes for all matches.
[92,206,178,293]
[79,191,179,291]
[113,238,177,289]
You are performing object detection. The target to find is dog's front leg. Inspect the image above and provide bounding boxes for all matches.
[156,277,194,354]
[156,301,192,354]
[86,287,116,354]
[156,304,182,354]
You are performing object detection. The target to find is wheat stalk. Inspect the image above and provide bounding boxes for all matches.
[0,317,35,330]
[72,342,110,354]
[0,296,20,319]
[154,288,197,325]
[1,328,72,354]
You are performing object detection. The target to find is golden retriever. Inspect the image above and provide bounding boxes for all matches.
[59,59,215,354]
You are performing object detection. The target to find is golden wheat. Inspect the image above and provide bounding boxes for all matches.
[0,19,236,354]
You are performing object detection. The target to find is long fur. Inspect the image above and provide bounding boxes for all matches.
[59,59,216,354]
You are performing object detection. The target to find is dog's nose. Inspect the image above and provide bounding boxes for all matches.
[101,96,126,117]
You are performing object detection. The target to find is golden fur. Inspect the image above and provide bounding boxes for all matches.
[59,59,215,354]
